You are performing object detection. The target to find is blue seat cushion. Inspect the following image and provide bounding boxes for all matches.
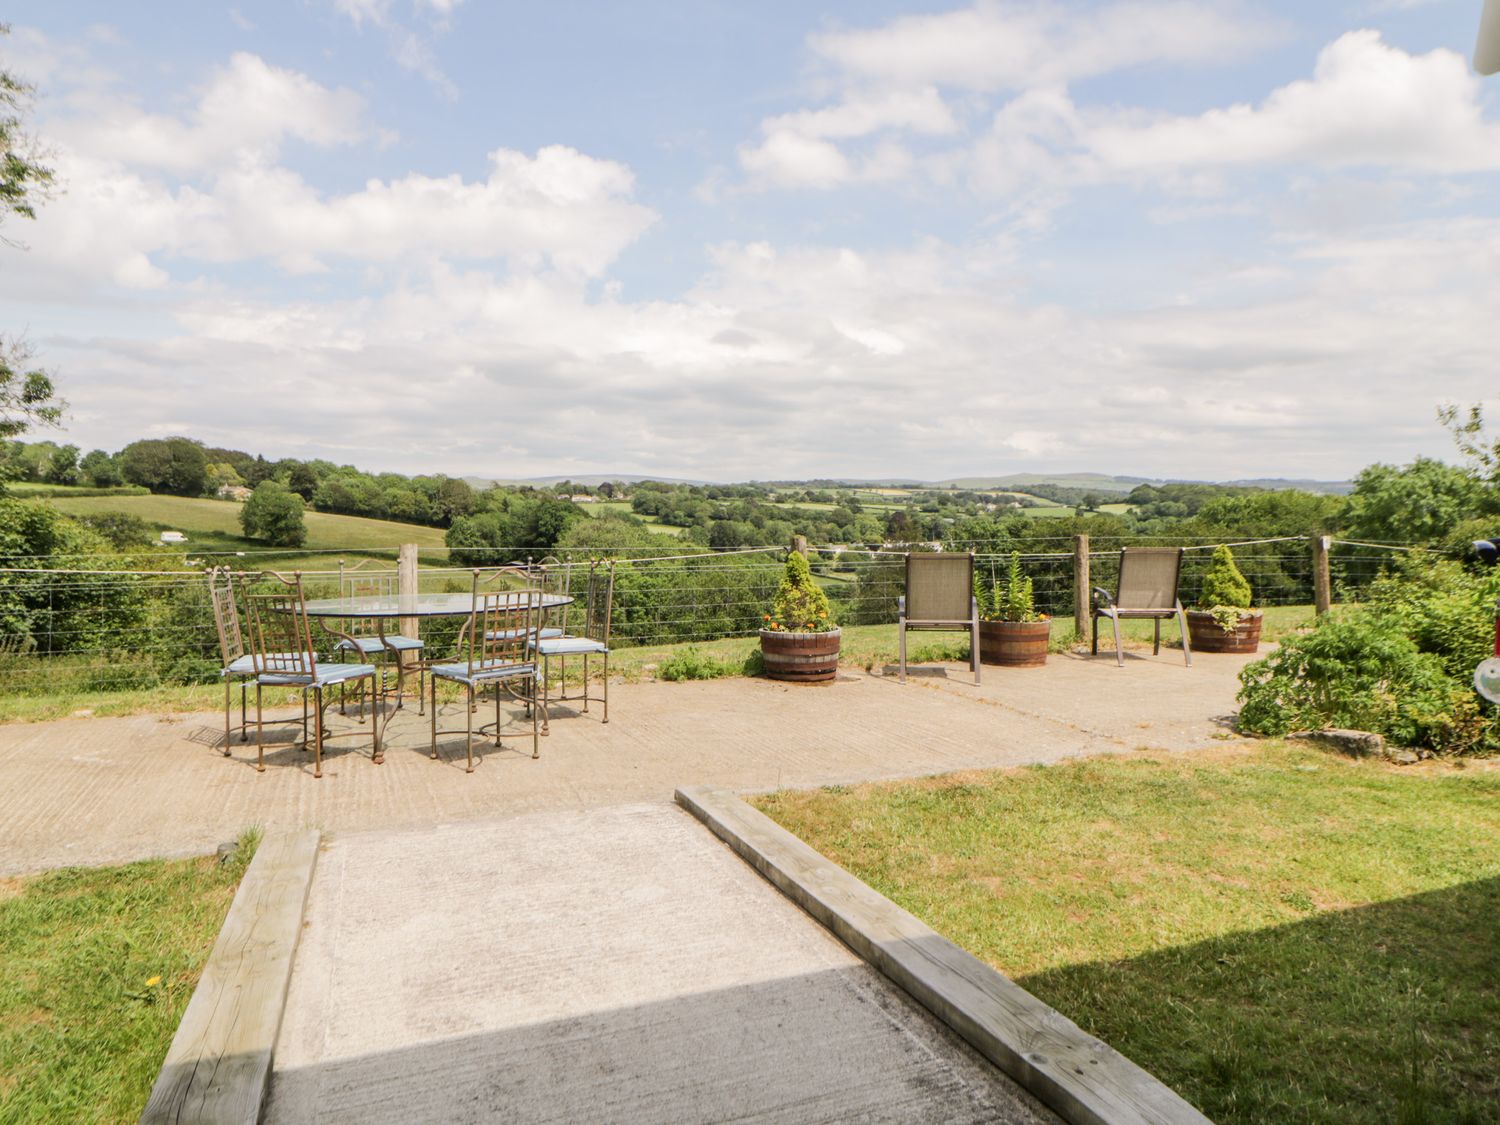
[259,663,377,687]
[483,627,564,642]
[430,661,536,687]
[531,636,608,657]
[335,635,424,654]
[224,653,313,676]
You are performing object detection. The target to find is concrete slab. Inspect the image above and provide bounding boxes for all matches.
[0,651,1259,876]
[263,804,1057,1124]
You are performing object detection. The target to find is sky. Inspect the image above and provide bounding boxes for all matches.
[2,0,1498,483]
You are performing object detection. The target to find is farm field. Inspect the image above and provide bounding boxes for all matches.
[583,500,685,535]
[39,492,448,558]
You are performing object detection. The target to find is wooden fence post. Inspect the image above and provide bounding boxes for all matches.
[1312,535,1332,616]
[1073,534,1090,642]
[791,535,808,557]
[398,543,419,640]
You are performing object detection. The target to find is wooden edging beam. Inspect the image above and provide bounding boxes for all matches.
[140,829,321,1125]
[675,786,1209,1125]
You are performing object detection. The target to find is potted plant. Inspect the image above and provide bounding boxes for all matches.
[977,552,1050,667]
[1186,544,1263,654]
[760,550,840,683]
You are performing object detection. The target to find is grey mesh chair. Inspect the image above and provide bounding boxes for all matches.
[429,576,546,772]
[898,552,981,684]
[244,572,379,777]
[1092,547,1193,667]
[530,560,613,724]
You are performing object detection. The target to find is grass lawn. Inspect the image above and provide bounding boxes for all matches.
[754,745,1500,1123]
[42,492,448,559]
[0,833,259,1122]
[0,607,1317,723]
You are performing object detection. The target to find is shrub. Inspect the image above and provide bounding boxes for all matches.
[765,550,834,633]
[1199,545,1253,610]
[987,552,1041,622]
[656,646,758,681]
[240,481,306,547]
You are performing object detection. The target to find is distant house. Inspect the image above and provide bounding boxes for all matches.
[569,494,597,503]
[218,484,254,502]
[159,531,187,544]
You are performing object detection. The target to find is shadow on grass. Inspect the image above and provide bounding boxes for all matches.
[1015,876,1500,1124]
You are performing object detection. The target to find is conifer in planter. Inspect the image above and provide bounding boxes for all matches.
[978,552,1050,667]
[760,550,840,683]
[1186,545,1263,654]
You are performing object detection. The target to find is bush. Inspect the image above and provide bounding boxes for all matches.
[766,550,834,632]
[988,552,1040,622]
[1237,556,1500,755]
[656,646,759,681]
[1199,544,1252,609]
[240,481,306,547]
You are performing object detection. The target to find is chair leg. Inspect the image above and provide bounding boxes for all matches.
[312,687,324,778]
[971,619,981,686]
[1153,618,1161,655]
[1178,607,1193,667]
[494,684,502,747]
[1092,612,1099,655]
[465,684,475,774]
[240,682,248,742]
[370,675,383,762]
[1110,613,1124,667]
[898,620,907,682]
[223,678,232,756]
[430,673,439,760]
[255,683,265,773]
[602,653,609,724]
[583,652,590,712]
[530,676,541,759]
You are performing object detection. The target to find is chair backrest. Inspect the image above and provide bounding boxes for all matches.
[1114,548,1184,610]
[581,561,615,645]
[338,562,398,637]
[461,573,542,678]
[537,555,572,599]
[244,572,318,679]
[905,553,974,622]
[207,567,245,666]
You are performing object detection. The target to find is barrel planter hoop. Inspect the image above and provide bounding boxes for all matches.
[760,628,841,684]
[1186,610,1263,654]
[978,619,1050,667]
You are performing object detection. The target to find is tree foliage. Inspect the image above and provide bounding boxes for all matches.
[240,481,306,547]
[1,24,55,231]
[119,438,209,497]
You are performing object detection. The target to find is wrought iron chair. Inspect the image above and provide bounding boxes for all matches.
[429,575,546,772]
[335,560,425,713]
[530,559,613,724]
[244,572,379,778]
[1092,547,1193,668]
[207,567,254,751]
[898,552,981,684]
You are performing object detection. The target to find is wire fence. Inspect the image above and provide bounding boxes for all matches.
[0,535,1434,700]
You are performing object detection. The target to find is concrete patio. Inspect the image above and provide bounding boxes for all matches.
[0,648,1253,877]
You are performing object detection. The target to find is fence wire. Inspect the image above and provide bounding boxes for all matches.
[0,535,1430,700]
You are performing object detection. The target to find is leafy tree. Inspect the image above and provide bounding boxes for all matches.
[284,461,319,500]
[240,481,306,546]
[75,510,151,550]
[120,438,209,496]
[0,339,61,486]
[204,461,244,493]
[1344,458,1482,546]
[43,442,78,485]
[79,448,121,487]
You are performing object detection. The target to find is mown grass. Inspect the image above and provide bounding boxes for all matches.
[0,830,260,1123]
[42,492,448,559]
[753,745,1500,1123]
[0,608,1316,723]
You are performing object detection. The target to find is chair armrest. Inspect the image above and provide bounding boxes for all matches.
[1092,587,1113,610]
[897,596,906,614]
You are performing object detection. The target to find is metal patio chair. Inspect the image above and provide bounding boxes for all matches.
[1092,547,1193,668]
[244,571,379,778]
[207,566,255,751]
[429,577,546,772]
[336,560,425,713]
[530,559,613,725]
[898,552,981,684]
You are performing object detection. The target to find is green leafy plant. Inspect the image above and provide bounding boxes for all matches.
[984,552,1043,623]
[656,646,753,681]
[763,550,835,633]
[1197,544,1255,632]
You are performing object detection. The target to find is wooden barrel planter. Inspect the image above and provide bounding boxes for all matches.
[1186,610,1263,654]
[760,629,841,684]
[979,619,1050,667]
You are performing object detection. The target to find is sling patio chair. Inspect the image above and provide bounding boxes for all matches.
[1092,546,1193,668]
[244,571,379,778]
[429,576,547,772]
[898,552,981,684]
[529,559,613,726]
[335,560,425,714]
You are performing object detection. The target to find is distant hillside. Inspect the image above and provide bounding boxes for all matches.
[463,474,712,490]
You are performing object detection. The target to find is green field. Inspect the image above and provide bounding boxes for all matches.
[582,500,684,535]
[39,492,448,563]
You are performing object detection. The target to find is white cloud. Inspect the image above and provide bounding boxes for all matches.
[809,1,1279,93]
[51,52,366,175]
[327,0,463,97]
